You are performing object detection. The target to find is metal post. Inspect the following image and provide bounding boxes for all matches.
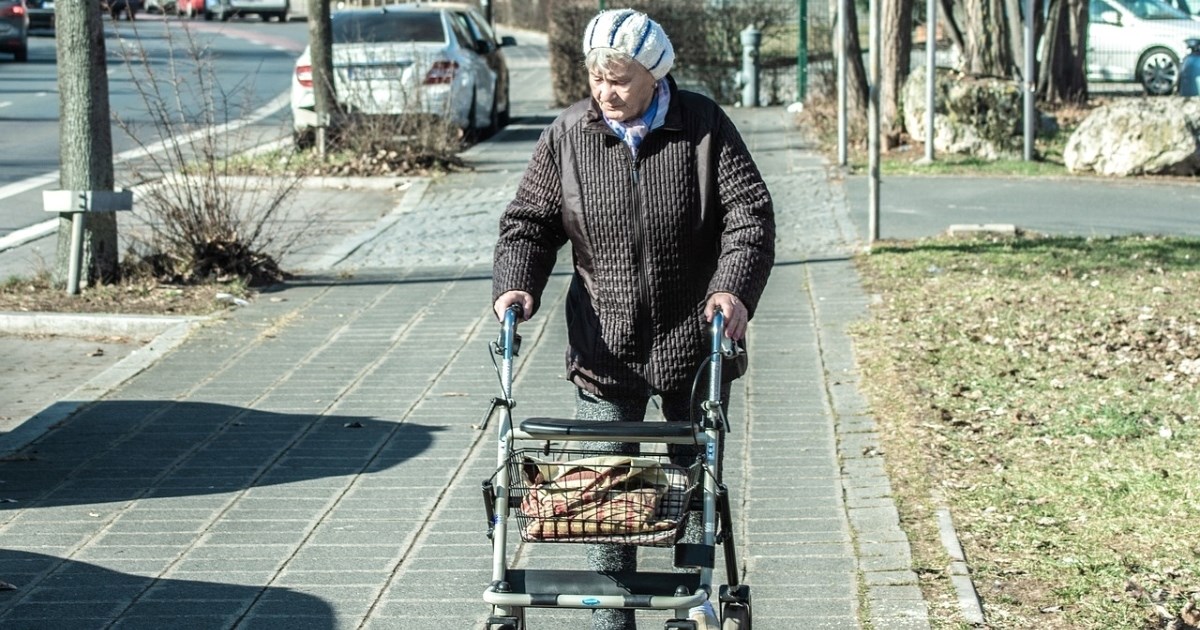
[836,0,848,166]
[797,0,808,101]
[66,212,85,296]
[924,0,936,162]
[741,25,762,108]
[43,189,133,296]
[1023,0,1035,160]
[868,0,881,244]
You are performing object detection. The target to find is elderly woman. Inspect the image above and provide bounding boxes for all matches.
[492,9,775,630]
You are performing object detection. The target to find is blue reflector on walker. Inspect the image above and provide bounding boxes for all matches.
[583,598,601,606]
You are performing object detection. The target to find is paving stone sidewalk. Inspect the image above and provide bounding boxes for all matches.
[0,101,929,629]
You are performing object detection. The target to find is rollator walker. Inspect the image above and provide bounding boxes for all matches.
[480,305,752,629]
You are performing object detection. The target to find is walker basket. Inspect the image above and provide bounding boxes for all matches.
[500,449,699,547]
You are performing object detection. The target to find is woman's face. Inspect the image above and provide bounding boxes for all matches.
[588,60,657,122]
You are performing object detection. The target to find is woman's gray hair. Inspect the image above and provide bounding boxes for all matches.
[585,47,637,76]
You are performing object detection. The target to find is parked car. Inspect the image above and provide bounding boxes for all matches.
[143,0,174,14]
[176,0,200,17]
[176,0,202,18]
[1088,0,1200,94]
[102,0,142,20]
[290,2,515,147]
[0,0,28,62]
[23,0,49,30]
[204,0,291,22]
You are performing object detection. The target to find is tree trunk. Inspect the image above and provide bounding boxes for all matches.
[54,0,117,288]
[307,0,337,156]
[841,0,869,115]
[937,0,967,64]
[962,0,1017,77]
[1037,0,1089,103]
[881,0,914,148]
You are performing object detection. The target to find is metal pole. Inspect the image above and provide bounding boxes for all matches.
[1023,0,1035,160]
[837,0,848,166]
[66,212,85,295]
[742,25,762,108]
[868,0,880,244]
[924,0,936,162]
[797,0,808,101]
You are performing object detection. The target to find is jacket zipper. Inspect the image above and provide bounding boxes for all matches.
[629,158,655,391]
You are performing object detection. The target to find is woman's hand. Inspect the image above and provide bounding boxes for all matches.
[705,292,748,340]
[493,290,534,321]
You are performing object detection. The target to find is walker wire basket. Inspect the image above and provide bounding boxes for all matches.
[490,449,700,547]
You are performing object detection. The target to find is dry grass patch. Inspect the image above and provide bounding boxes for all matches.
[852,234,1200,629]
[0,271,247,316]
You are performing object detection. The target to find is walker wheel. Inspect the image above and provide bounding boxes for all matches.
[485,612,522,629]
[721,602,751,629]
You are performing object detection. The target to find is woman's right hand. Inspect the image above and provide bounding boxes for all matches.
[493,290,534,321]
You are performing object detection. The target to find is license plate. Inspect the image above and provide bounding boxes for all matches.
[347,65,406,80]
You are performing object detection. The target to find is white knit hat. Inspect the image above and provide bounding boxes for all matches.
[582,9,675,81]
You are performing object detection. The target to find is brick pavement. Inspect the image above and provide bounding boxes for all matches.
[0,29,929,625]
[0,102,931,629]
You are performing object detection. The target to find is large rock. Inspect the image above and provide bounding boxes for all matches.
[901,66,1025,160]
[1063,98,1200,176]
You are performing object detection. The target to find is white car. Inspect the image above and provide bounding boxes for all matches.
[1088,0,1200,94]
[205,0,294,22]
[290,2,515,147]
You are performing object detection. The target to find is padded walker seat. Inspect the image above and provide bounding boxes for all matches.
[517,418,701,443]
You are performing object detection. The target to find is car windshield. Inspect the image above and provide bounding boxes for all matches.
[1111,0,1190,19]
[332,11,446,44]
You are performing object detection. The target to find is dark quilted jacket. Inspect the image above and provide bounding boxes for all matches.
[493,77,775,397]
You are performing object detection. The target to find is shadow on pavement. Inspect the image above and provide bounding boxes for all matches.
[0,548,335,628]
[0,401,443,509]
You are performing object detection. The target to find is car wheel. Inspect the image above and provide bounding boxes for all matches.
[464,91,479,141]
[277,2,289,21]
[486,91,499,136]
[203,9,213,20]
[1139,47,1179,96]
[497,83,510,128]
[15,44,27,62]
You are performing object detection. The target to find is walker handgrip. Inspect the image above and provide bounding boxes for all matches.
[710,309,726,357]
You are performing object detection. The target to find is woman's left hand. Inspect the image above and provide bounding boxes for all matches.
[705,292,748,340]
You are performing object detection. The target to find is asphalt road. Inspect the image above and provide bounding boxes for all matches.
[845,173,1200,241]
[1,15,309,242]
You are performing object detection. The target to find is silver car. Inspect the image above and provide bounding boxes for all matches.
[1089,0,1200,94]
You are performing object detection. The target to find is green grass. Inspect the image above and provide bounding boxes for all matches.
[852,234,1200,629]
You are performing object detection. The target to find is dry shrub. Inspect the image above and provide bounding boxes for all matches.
[791,69,868,157]
[109,20,306,287]
[311,113,469,176]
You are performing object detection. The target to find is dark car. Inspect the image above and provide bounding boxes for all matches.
[102,0,141,19]
[0,0,28,61]
[23,0,48,30]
